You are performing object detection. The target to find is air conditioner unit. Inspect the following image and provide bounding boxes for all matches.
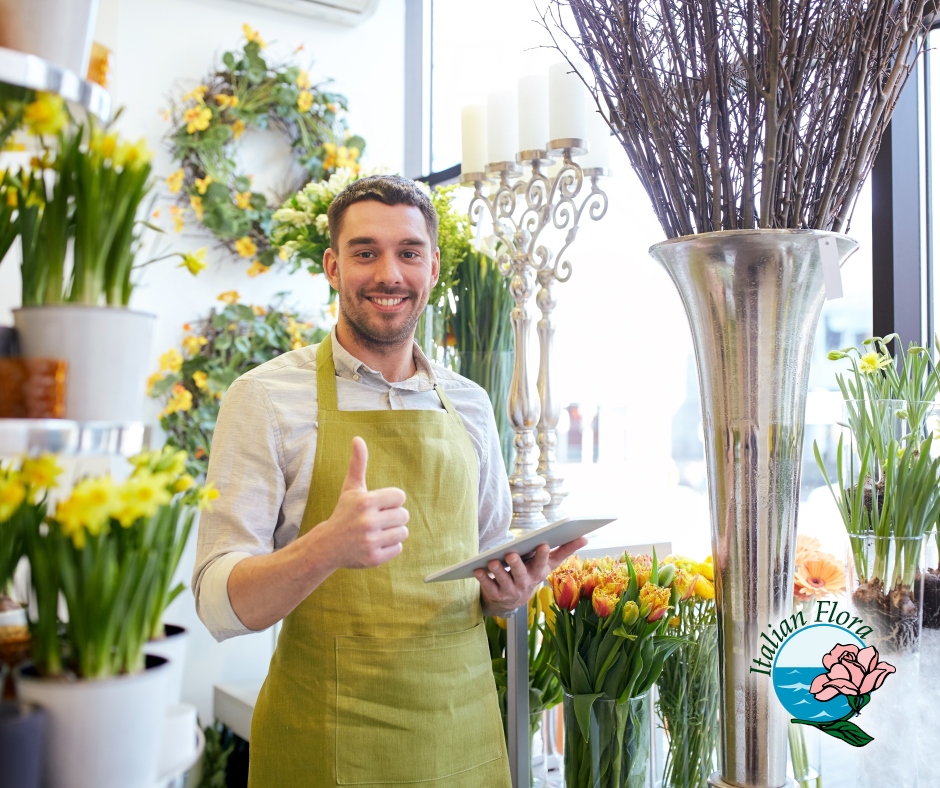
[231,0,380,27]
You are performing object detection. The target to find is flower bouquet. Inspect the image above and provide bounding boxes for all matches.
[654,555,717,788]
[149,292,327,477]
[548,553,684,788]
[485,587,561,785]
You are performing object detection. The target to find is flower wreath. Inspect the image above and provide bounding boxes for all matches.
[163,25,366,274]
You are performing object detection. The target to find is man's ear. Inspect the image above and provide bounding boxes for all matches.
[430,246,440,288]
[323,247,340,290]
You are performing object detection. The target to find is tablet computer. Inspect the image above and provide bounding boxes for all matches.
[423,516,617,583]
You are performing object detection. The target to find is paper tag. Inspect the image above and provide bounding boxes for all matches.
[818,237,843,300]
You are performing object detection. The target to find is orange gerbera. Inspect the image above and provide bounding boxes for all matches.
[795,534,823,566]
[794,553,845,600]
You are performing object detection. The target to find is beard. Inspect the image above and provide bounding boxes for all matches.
[336,278,428,352]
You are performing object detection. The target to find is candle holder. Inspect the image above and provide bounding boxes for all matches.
[468,149,608,530]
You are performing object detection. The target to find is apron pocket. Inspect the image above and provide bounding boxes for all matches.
[334,623,505,785]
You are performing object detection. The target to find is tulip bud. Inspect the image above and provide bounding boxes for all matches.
[657,564,676,588]
[622,600,640,627]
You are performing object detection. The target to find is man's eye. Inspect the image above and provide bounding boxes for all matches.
[402,251,419,259]
[357,251,376,259]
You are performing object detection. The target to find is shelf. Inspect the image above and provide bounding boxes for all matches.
[0,46,111,121]
[0,419,150,457]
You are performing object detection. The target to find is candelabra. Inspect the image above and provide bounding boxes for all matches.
[465,141,609,531]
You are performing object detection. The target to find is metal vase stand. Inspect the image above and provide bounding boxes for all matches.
[464,142,609,787]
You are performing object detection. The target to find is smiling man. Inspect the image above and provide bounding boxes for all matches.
[192,175,585,788]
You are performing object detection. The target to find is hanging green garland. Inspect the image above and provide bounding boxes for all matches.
[164,24,366,272]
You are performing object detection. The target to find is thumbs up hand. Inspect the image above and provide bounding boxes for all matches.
[319,437,410,569]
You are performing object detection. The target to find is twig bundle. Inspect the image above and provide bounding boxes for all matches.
[545,1,929,238]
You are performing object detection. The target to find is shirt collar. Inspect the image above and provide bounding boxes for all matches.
[330,326,437,392]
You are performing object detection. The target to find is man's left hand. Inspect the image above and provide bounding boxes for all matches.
[474,537,588,617]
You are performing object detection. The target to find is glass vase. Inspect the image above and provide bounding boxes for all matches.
[787,720,822,788]
[500,709,548,788]
[656,624,719,787]
[918,533,940,781]
[845,533,926,788]
[458,350,514,471]
[563,691,651,788]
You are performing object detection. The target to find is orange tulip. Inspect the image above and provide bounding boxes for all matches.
[551,570,581,611]
[672,568,699,601]
[639,582,672,623]
[631,554,653,588]
[592,583,620,618]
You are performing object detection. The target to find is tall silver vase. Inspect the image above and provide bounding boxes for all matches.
[649,229,858,788]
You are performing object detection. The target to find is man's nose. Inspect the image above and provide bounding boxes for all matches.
[373,252,404,284]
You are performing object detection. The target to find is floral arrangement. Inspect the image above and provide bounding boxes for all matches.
[548,552,684,788]
[815,335,940,650]
[485,587,562,745]
[654,554,717,788]
[164,24,365,271]
[0,447,217,678]
[149,292,328,477]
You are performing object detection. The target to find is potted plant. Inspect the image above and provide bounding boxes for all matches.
[0,447,217,788]
[2,114,178,422]
[544,4,927,786]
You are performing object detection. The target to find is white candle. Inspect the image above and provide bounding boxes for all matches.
[487,90,519,164]
[518,74,549,153]
[548,62,587,143]
[461,104,488,174]
[581,100,611,170]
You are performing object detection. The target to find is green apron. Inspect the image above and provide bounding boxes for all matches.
[248,338,511,787]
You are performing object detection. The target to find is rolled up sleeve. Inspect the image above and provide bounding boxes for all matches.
[192,377,285,641]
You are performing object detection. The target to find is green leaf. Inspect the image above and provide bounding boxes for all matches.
[571,693,602,742]
[793,719,874,748]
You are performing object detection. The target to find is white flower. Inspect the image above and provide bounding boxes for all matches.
[271,208,310,228]
[314,214,330,235]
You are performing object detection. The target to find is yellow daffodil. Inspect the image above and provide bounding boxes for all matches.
[234,191,252,210]
[190,195,204,221]
[160,383,194,418]
[178,248,208,276]
[198,482,221,512]
[113,470,173,527]
[232,119,246,140]
[215,94,239,109]
[89,130,119,160]
[163,167,185,194]
[6,189,16,208]
[20,454,63,497]
[246,261,267,277]
[55,476,118,546]
[194,175,213,195]
[296,69,311,89]
[183,335,208,356]
[114,138,152,169]
[0,474,26,521]
[252,305,267,316]
[242,23,266,48]
[297,91,314,113]
[234,236,257,258]
[218,290,240,305]
[174,474,195,493]
[170,205,185,232]
[858,351,892,375]
[192,370,209,391]
[146,372,163,395]
[23,93,68,136]
[184,105,212,134]
[159,348,183,374]
[183,85,208,103]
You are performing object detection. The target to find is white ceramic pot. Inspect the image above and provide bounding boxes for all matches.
[13,305,156,422]
[145,624,189,705]
[0,0,100,75]
[14,655,169,788]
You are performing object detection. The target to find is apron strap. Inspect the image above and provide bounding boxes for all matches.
[434,384,459,417]
[316,336,339,411]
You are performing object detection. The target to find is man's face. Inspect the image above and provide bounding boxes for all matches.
[324,200,440,350]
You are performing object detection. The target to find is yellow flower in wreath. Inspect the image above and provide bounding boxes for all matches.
[215,94,240,109]
[183,335,209,355]
[183,85,208,103]
[170,205,185,232]
[23,93,68,136]
[246,261,268,277]
[165,169,184,194]
[296,69,311,90]
[146,372,163,396]
[242,23,266,48]
[234,191,252,210]
[232,119,246,140]
[161,383,194,418]
[297,90,314,113]
[178,247,208,276]
[194,175,213,195]
[184,105,212,134]
[190,195,204,221]
[159,348,183,374]
[218,290,240,305]
[234,236,258,258]
[192,370,209,391]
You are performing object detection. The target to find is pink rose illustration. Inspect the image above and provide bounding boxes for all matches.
[809,644,896,701]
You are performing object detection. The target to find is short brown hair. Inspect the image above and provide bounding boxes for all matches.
[327,175,439,249]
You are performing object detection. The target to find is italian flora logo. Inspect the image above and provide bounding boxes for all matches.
[761,599,896,747]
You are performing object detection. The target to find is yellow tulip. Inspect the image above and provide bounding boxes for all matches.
[694,575,715,600]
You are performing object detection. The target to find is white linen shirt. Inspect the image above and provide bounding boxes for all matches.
[192,329,513,642]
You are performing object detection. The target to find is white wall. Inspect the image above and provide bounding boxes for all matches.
[0,0,406,725]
